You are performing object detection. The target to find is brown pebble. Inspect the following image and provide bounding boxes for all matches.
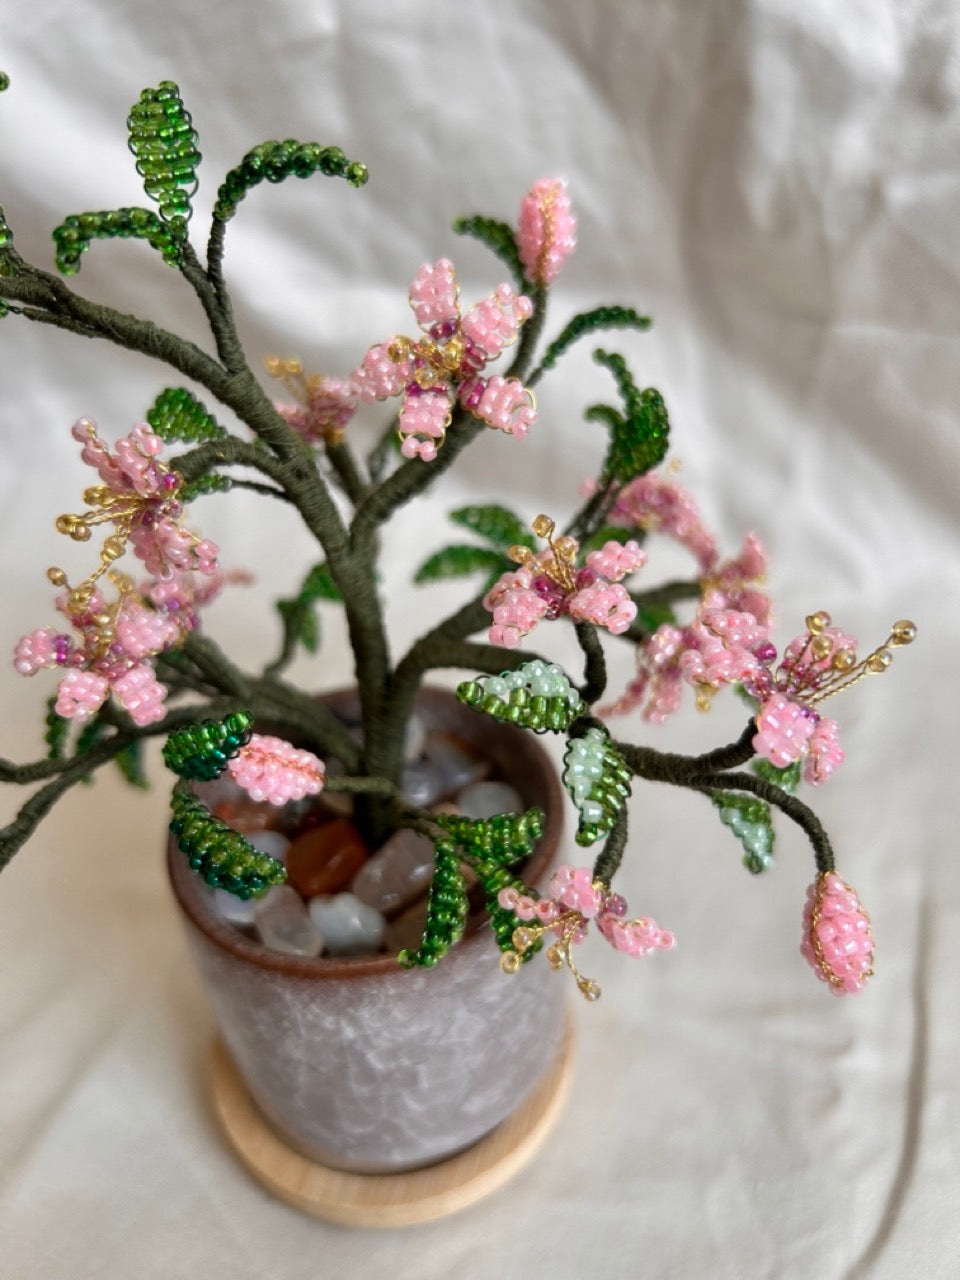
[382,896,430,953]
[211,796,274,833]
[286,818,369,898]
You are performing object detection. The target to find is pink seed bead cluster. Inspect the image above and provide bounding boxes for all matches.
[801,873,874,995]
[276,375,360,445]
[517,178,577,286]
[353,253,537,460]
[498,864,676,960]
[227,733,326,806]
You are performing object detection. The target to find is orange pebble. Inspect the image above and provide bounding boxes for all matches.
[286,818,369,898]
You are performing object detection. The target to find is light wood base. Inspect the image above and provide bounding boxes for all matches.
[210,1022,574,1228]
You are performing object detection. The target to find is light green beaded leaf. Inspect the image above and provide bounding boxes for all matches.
[127,82,201,228]
[162,712,253,782]
[533,307,652,380]
[457,659,584,734]
[170,789,287,899]
[711,790,775,874]
[397,838,468,969]
[448,504,535,552]
[563,726,632,846]
[451,215,525,292]
[586,349,670,484]
[52,207,180,275]
[148,387,225,444]
[413,544,506,587]
[751,757,802,794]
[212,141,368,222]
[115,740,150,790]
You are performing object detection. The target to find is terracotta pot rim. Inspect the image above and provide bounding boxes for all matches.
[167,684,564,980]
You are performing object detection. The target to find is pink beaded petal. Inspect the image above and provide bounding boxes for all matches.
[354,343,415,402]
[568,581,636,635]
[753,693,817,767]
[460,285,533,360]
[487,584,549,649]
[802,873,874,994]
[112,662,168,726]
[13,627,60,676]
[584,539,647,583]
[227,734,326,806]
[465,375,536,437]
[398,385,453,461]
[611,471,719,574]
[54,669,110,721]
[517,178,577,286]
[804,717,844,786]
[408,259,460,331]
[115,602,181,661]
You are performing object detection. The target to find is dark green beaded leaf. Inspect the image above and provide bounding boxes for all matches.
[711,790,775,874]
[147,386,225,444]
[397,839,468,969]
[448,504,535,552]
[474,863,541,962]
[44,698,70,762]
[75,715,107,786]
[162,712,254,782]
[275,597,319,655]
[177,472,232,504]
[52,207,179,275]
[115,740,149,790]
[212,140,368,222]
[127,82,201,227]
[587,349,671,484]
[451,215,525,292]
[413,544,506,587]
[170,790,287,899]
[534,307,652,379]
[0,201,13,278]
[433,808,545,867]
[0,71,9,91]
[563,728,633,847]
[299,561,342,603]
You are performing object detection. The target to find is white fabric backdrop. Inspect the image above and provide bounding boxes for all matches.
[0,3,957,1276]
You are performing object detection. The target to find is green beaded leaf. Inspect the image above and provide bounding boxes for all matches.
[587,349,670,484]
[448,504,535,552]
[44,698,70,762]
[0,201,14,276]
[115,740,149,790]
[299,561,342,603]
[563,726,633,846]
[457,659,584,734]
[276,596,320,655]
[397,839,468,969]
[170,789,287,899]
[751,757,802,794]
[0,71,9,92]
[127,82,200,228]
[162,711,254,782]
[413,544,506,587]
[712,790,775,874]
[178,473,232,504]
[473,861,541,962]
[148,387,225,444]
[52,207,182,275]
[631,598,678,636]
[451,215,525,292]
[75,716,108,786]
[534,307,652,380]
[433,808,545,868]
[213,141,368,222]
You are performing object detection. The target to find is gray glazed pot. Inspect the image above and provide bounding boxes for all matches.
[168,687,566,1174]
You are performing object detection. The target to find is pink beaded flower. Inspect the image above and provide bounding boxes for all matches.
[609,470,719,574]
[61,418,220,580]
[352,259,536,460]
[498,863,675,1000]
[517,178,577,286]
[227,734,326,806]
[801,872,874,995]
[14,587,182,725]
[484,514,646,649]
[265,356,358,446]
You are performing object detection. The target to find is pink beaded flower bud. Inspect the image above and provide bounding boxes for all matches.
[801,873,874,995]
[517,178,577,286]
[227,734,326,806]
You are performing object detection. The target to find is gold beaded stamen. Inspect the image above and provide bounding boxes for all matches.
[508,514,579,593]
[264,356,349,446]
[795,612,917,706]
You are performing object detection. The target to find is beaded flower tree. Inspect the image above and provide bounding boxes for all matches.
[0,80,916,999]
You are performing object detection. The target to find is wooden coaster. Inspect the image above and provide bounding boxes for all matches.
[210,1022,574,1228]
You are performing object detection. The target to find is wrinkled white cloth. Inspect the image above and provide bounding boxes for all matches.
[0,3,957,1277]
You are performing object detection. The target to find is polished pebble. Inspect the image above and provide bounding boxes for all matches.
[246,829,291,865]
[423,732,490,794]
[211,887,258,927]
[351,827,436,916]
[401,759,447,808]
[286,818,369,898]
[457,779,525,819]
[254,885,324,957]
[383,895,430,953]
[307,893,385,955]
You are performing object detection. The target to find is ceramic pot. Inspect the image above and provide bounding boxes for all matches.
[167,687,566,1174]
